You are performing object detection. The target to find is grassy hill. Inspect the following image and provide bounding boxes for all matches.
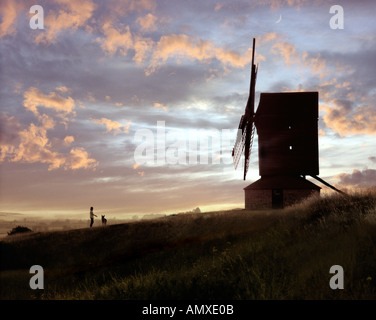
[1,191,376,300]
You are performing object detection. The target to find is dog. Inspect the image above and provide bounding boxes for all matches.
[101,215,107,226]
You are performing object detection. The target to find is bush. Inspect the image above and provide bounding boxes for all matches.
[7,226,33,236]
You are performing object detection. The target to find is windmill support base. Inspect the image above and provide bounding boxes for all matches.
[244,175,321,210]
[309,175,347,195]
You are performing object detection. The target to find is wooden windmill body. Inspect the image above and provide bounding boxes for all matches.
[244,91,321,209]
[232,38,342,210]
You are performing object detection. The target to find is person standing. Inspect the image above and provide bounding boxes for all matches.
[90,207,97,227]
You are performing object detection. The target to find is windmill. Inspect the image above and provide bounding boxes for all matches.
[232,38,345,209]
[232,38,258,181]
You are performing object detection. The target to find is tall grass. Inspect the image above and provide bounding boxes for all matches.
[2,190,376,299]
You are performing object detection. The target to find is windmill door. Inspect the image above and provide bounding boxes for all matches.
[272,189,283,209]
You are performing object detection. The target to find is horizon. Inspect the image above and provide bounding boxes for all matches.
[1,0,376,218]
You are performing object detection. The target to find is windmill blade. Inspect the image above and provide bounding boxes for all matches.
[232,115,247,169]
[232,37,257,179]
[243,120,255,180]
[244,39,257,118]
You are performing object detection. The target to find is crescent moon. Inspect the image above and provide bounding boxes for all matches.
[275,14,282,24]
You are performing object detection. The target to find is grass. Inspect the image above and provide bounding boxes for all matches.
[1,190,376,300]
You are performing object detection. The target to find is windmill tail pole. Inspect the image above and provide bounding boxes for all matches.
[310,175,348,196]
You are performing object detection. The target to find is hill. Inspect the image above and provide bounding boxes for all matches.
[1,191,376,300]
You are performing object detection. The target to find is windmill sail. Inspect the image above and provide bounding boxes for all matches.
[232,38,258,180]
[243,120,255,180]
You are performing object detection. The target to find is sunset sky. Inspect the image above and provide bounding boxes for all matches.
[1,0,376,219]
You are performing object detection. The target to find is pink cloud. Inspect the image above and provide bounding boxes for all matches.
[99,22,134,56]
[133,163,141,169]
[321,102,376,136]
[271,40,327,78]
[66,147,98,170]
[147,34,251,74]
[1,86,97,170]
[23,87,75,116]
[11,123,65,170]
[0,118,98,171]
[136,13,158,32]
[153,102,167,111]
[91,117,131,135]
[133,36,153,64]
[63,136,75,146]
[271,42,298,67]
[34,0,97,44]
[0,0,22,38]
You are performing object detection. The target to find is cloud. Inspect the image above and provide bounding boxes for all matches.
[271,41,327,77]
[98,26,252,73]
[321,102,376,136]
[0,0,21,39]
[98,21,154,64]
[133,36,153,63]
[99,22,133,56]
[56,86,70,93]
[132,163,146,178]
[34,0,97,44]
[66,147,98,170]
[133,163,141,169]
[11,123,64,170]
[336,169,376,188]
[93,4,258,73]
[23,87,75,116]
[91,117,132,135]
[95,0,156,26]
[267,0,317,11]
[258,32,278,44]
[63,136,75,146]
[0,144,14,162]
[0,117,98,171]
[214,3,224,11]
[136,13,158,32]
[153,102,167,111]
[123,120,132,134]
[271,42,298,67]
[147,34,251,74]
[1,84,97,171]
[126,0,156,12]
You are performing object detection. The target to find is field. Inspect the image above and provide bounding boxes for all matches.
[1,191,376,300]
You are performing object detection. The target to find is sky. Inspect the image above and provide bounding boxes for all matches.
[1,0,376,219]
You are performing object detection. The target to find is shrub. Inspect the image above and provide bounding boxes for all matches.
[7,226,33,236]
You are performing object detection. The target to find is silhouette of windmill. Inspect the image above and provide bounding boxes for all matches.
[233,38,345,209]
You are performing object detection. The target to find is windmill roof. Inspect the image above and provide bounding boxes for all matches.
[256,91,318,118]
[244,175,321,190]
